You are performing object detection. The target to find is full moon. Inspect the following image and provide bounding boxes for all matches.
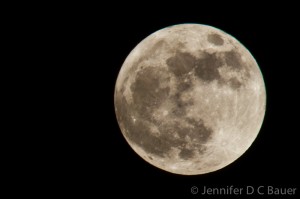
[114,24,266,175]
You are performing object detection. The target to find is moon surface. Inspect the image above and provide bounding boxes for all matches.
[114,24,266,175]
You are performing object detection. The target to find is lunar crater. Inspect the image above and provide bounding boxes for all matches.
[207,33,224,46]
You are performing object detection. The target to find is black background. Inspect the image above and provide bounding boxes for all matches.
[36,3,300,198]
